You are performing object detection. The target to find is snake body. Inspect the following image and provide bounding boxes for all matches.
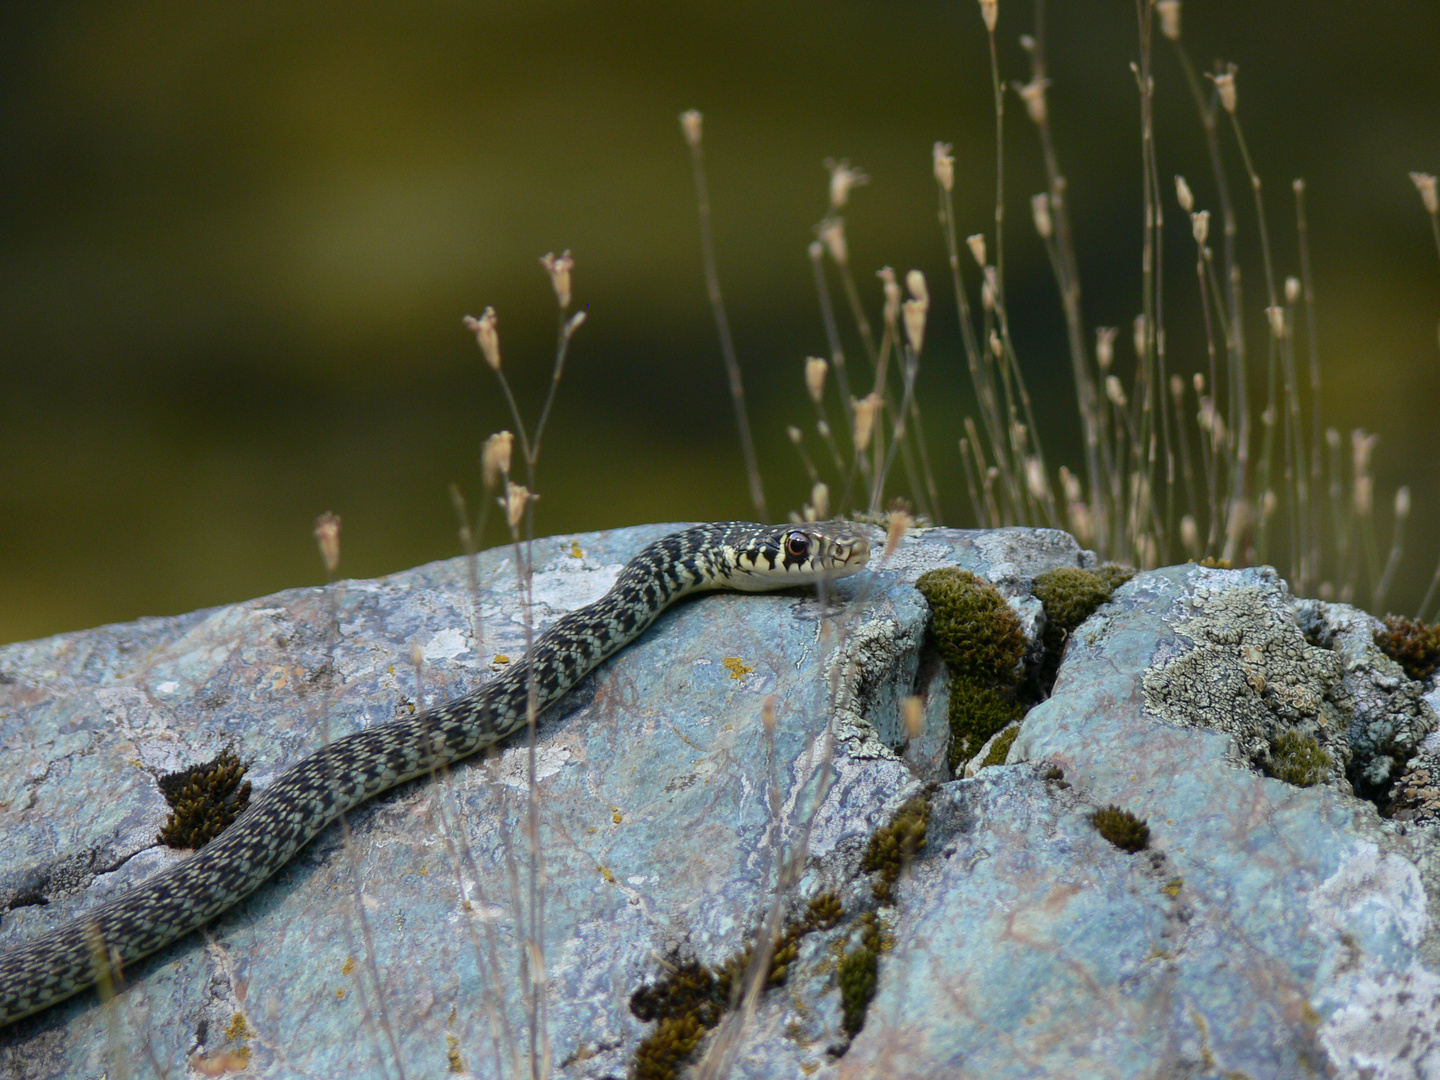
[0,521,869,1027]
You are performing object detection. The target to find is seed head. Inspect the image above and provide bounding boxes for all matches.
[903,298,928,355]
[905,268,928,307]
[313,512,341,576]
[1191,210,1210,245]
[1266,305,1285,339]
[817,419,831,439]
[680,110,703,149]
[1096,327,1117,371]
[1411,172,1439,216]
[1175,175,1194,213]
[1193,372,1205,394]
[824,159,869,211]
[884,507,912,560]
[902,695,924,740]
[805,357,828,404]
[818,218,848,265]
[1352,428,1378,473]
[966,233,987,268]
[1025,457,1046,501]
[933,143,955,193]
[811,481,830,521]
[1133,313,1147,360]
[988,329,1003,359]
[1207,66,1237,115]
[463,307,501,370]
[852,393,882,453]
[978,0,997,33]
[1015,78,1049,125]
[1170,373,1184,404]
[1059,465,1082,504]
[539,250,574,310]
[482,431,514,488]
[1030,192,1053,239]
[1285,276,1301,303]
[1157,0,1181,40]
[501,483,531,530]
[787,425,803,445]
[879,266,901,328]
[1396,486,1412,519]
[1106,375,1128,408]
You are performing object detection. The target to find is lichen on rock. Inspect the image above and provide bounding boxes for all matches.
[1143,573,1352,786]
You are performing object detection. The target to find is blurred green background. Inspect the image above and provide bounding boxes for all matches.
[2,0,1438,644]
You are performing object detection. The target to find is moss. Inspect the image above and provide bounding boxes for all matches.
[1033,567,1116,642]
[861,797,930,904]
[1198,555,1233,569]
[947,682,1022,772]
[914,569,1026,683]
[158,749,251,849]
[1093,563,1138,592]
[1265,729,1332,787]
[838,913,882,1037]
[627,892,846,1078]
[978,725,1020,770]
[1090,805,1150,852]
[1376,614,1440,682]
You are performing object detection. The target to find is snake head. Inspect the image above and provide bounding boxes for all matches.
[723,520,872,590]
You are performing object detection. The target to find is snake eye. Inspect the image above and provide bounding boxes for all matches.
[784,531,810,560]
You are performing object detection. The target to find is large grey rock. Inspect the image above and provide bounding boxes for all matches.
[0,524,1084,1079]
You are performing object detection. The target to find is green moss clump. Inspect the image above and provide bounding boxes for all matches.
[978,725,1021,770]
[1265,730,1332,787]
[838,913,882,1037]
[948,682,1022,772]
[158,749,251,849]
[627,891,846,1078]
[914,569,1026,682]
[632,1015,705,1080]
[1033,567,1115,642]
[861,797,930,904]
[1376,615,1440,682]
[1090,805,1150,853]
[1093,563,1138,592]
[1198,555,1233,569]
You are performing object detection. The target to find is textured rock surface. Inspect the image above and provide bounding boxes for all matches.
[6,533,1439,1079]
[0,524,1083,1079]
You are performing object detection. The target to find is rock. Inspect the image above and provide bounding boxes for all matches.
[0,525,1084,1079]
[6,532,1437,1079]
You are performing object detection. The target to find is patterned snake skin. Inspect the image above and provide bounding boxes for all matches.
[0,521,870,1026]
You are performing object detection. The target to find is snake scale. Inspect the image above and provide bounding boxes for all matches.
[0,521,870,1027]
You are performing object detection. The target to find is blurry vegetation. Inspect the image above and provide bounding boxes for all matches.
[2,0,1439,643]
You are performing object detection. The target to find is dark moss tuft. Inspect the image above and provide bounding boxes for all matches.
[802,891,845,931]
[1376,615,1440,683]
[838,913,882,1038]
[1090,805,1150,852]
[1033,567,1115,642]
[862,797,930,904]
[947,682,1022,771]
[1265,729,1332,787]
[158,749,251,849]
[1093,563,1138,591]
[914,569,1026,682]
[978,725,1020,770]
[632,1015,705,1080]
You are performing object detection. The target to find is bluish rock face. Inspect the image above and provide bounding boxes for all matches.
[2,532,1436,1080]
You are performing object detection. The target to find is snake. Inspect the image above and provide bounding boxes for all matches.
[0,521,870,1027]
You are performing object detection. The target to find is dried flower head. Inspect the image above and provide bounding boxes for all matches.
[463,307,501,370]
[903,298,928,355]
[679,110,703,148]
[884,507,912,560]
[811,481,831,521]
[1396,485,1412,519]
[1132,314,1147,360]
[978,0,997,33]
[1096,326,1117,371]
[787,424,803,445]
[933,142,955,193]
[1412,172,1439,216]
[981,278,996,312]
[501,482,531,530]
[1015,77,1049,125]
[1191,209,1210,245]
[905,268,928,307]
[879,266,901,328]
[1207,65,1237,115]
[852,393,882,453]
[1106,375,1128,408]
[482,430,514,488]
[1030,192,1053,239]
[1175,175,1194,213]
[818,218,848,265]
[902,695,924,740]
[805,356,828,404]
[824,158,869,211]
[1193,372,1205,393]
[1059,464,1082,504]
[1157,0,1181,40]
[1025,457,1047,501]
[1169,373,1184,404]
[988,329,1003,359]
[1285,276,1301,303]
[1352,428,1378,473]
[966,233,987,268]
[313,512,341,575]
[1266,305,1285,339]
[539,250,574,309]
